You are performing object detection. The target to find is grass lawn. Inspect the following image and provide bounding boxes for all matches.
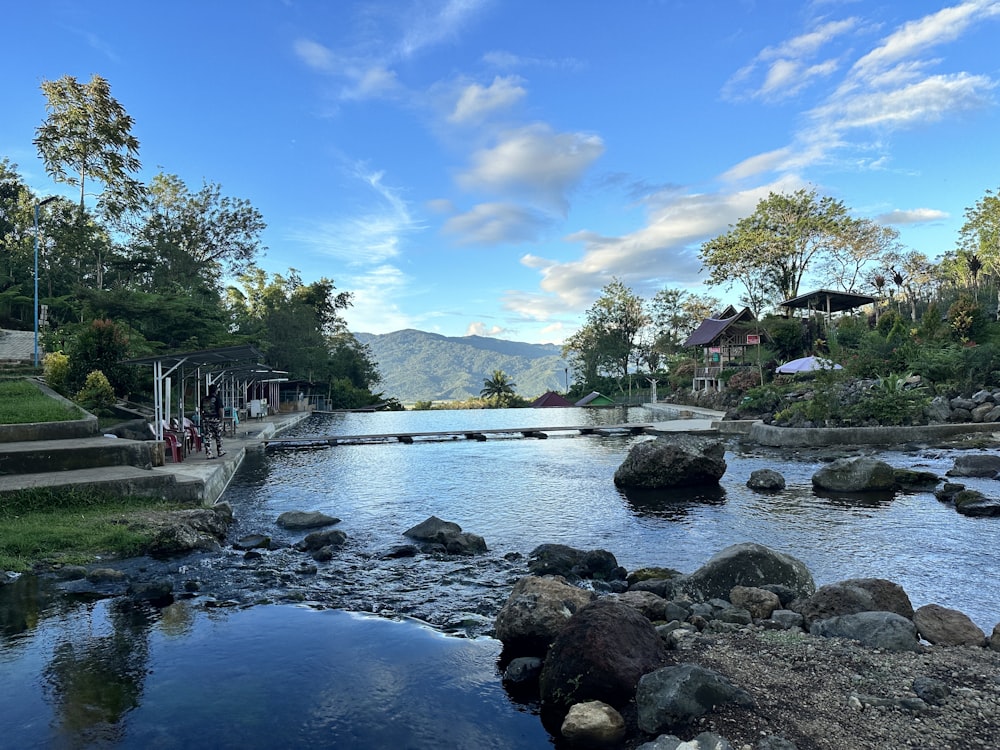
[0,488,187,572]
[0,379,83,424]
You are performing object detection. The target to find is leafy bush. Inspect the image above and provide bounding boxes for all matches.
[66,319,138,396]
[763,316,807,361]
[75,370,116,412]
[948,296,988,343]
[834,315,869,349]
[845,373,930,426]
[42,351,70,395]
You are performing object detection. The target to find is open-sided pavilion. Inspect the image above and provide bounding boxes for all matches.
[124,345,288,440]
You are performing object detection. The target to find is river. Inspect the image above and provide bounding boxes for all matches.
[2,406,998,748]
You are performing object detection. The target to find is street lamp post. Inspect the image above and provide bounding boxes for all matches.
[33,196,57,367]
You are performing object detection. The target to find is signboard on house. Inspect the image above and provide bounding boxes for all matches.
[746,334,760,345]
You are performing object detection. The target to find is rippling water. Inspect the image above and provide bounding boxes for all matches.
[227,407,1000,631]
[3,406,999,748]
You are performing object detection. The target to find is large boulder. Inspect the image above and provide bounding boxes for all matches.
[810,611,921,652]
[144,504,234,558]
[792,578,913,629]
[676,543,815,603]
[746,469,785,492]
[811,457,896,493]
[947,454,1000,479]
[528,543,625,581]
[539,599,667,710]
[636,664,753,734]
[613,435,727,489]
[403,515,487,555]
[276,510,340,529]
[953,490,1000,517]
[912,604,986,646]
[494,575,595,656]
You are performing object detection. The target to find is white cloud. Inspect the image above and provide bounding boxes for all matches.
[443,202,552,245]
[288,166,422,265]
[465,321,507,336]
[878,207,949,224]
[851,1,1000,83]
[506,178,802,322]
[449,75,525,124]
[724,18,858,101]
[341,264,415,334]
[457,124,604,212]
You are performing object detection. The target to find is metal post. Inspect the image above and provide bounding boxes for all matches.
[33,196,57,367]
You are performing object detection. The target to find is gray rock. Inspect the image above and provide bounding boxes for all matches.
[953,490,1000,517]
[760,609,804,631]
[793,578,913,628]
[925,395,952,423]
[146,507,233,557]
[811,457,896,492]
[502,656,543,685]
[747,468,785,491]
[757,738,799,750]
[613,435,727,489]
[295,528,348,552]
[637,732,736,750]
[128,578,174,602]
[613,590,668,620]
[636,663,753,734]
[990,623,1000,652]
[912,603,986,646]
[494,575,595,656]
[947,454,1000,478]
[87,567,126,583]
[276,510,340,529]
[677,542,815,602]
[539,599,667,710]
[729,585,781,620]
[560,701,626,748]
[912,676,951,705]
[403,515,486,555]
[528,543,625,581]
[810,611,921,652]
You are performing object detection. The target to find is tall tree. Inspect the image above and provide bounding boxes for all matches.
[820,217,900,293]
[480,369,517,405]
[701,189,851,309]
[958,186,1000,315]
[562,279,648,392]
[34,74,142,218]
[126,172,267,292]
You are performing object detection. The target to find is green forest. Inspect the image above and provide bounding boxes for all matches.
[1,74,390,410]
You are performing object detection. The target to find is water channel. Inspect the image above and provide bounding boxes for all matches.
[2,406,998,748]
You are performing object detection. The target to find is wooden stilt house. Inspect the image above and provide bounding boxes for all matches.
[682,306,765,392]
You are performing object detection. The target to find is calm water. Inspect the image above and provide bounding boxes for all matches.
[3,406,999,748]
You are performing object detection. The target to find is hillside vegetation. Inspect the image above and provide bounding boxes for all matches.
[355,330,567,403]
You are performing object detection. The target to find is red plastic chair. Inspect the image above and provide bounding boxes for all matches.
[164,432,183,463]
[184,423,203,453]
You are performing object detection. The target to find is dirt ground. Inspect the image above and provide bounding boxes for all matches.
[644,627,1000,749]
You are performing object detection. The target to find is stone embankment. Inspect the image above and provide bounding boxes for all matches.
[494,541,1000,750]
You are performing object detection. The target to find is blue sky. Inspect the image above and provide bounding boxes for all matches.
[4,1,1000,344]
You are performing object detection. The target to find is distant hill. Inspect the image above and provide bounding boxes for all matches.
[354,329,569,403]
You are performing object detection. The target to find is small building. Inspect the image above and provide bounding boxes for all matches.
[531,391,574,408]
[780,289,876,324]
[681,306,766,392]
[575,391,615,407]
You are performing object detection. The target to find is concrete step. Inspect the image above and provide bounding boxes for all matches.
[0,465,202,501]
[0,437,160,475]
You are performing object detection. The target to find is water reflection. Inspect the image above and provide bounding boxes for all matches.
[619,484,727,519]
[43,599,153,746]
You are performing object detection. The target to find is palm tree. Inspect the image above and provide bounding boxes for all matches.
[480,369,516,404]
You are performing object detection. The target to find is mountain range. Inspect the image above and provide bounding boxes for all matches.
[354,329,569,403]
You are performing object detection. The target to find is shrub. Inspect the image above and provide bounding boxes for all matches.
[948,296,988,343]
[75,370,116,412]
[43,351,70,395]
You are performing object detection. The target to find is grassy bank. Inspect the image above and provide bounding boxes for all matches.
[0,488,186,572]
[0,379,82,424]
